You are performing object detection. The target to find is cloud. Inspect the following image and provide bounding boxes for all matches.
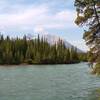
[44,10,77,29]
[0,5,48,26]
[34,26,45,33]
[0,2,76,32]
[34,26,49,35]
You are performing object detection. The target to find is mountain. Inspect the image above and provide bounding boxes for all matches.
[42,34,84,53]
[26,34,84,53]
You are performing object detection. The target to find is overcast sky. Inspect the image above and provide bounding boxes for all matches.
[0,0,88,51]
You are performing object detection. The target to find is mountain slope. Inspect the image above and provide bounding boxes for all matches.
[26,33,84,53]
[42,34,84,53]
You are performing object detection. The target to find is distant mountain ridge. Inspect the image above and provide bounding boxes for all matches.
[41,34,84,53]
[26,34,84,53]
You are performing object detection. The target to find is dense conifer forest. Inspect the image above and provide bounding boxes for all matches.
[0,34,87,65]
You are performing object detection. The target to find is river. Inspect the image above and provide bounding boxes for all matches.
[0,63,100,100]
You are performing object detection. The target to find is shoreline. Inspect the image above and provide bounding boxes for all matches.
[0,62,87,67]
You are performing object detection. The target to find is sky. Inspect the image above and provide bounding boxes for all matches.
[0,0,88,51]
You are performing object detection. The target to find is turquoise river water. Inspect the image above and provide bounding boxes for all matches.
[0,63,100,100]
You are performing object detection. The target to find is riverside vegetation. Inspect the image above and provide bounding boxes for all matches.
[0,34,87,65]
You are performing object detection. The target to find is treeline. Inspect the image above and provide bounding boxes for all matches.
[0,35,87,65]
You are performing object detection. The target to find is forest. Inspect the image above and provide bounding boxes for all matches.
[0,34,87,65]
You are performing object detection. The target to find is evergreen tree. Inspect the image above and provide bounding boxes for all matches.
[0,34,85,65]
[74,0,100,73]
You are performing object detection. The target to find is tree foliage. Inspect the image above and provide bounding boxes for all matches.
[0,34,85,65]
[74,0,100,67]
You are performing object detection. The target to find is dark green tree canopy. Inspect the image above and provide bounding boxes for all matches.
[75,0,100,62]
[0,34,84,65]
